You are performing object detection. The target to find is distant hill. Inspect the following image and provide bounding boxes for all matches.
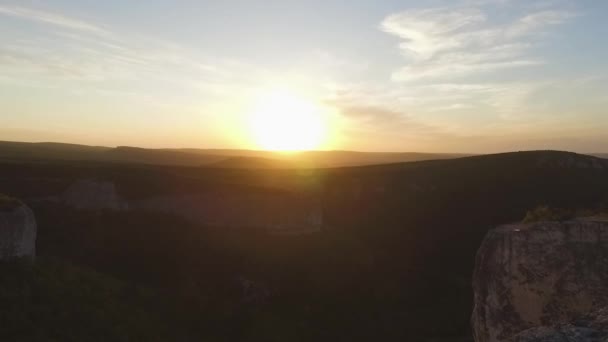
[209,156,296,169]
[175,147,470,167]
[0,141,110,162]
[0,140,468,168]
[593,153,608,159]
[104,146,225,166]
[283,150,470,167]
[0,141,225,166]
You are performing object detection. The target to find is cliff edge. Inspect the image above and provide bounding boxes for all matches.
[472,218,608,342]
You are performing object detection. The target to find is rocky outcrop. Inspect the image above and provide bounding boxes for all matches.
[62,179,128,211]
[0,196,36,259]
[472,218,608,342]
[509,308,608,342]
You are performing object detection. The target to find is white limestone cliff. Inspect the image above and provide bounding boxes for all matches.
[472,218,608,342]
[0,197,37,260]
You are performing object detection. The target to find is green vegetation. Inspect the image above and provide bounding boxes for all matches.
[522,206,577,222]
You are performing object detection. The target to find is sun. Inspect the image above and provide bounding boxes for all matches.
[247,88,328,151]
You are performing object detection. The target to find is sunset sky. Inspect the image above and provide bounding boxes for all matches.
[1,0,607,152]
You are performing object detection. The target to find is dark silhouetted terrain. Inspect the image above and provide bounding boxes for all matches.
[0,140,468,168]
[1,150,608,341]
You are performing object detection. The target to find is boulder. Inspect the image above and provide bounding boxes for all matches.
[0,196,37,259]
[472,218,608,342]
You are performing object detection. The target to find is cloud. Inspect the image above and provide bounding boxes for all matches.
[332,104,456,151]
[337,105,410,127]
[381,8,487,61]
[328,78,544,118]
[381,5,576,82]
[506,10,577,38]
[0,5,109,35]
[0,4,260,103]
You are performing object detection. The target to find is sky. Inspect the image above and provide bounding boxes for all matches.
[0,0,607,153]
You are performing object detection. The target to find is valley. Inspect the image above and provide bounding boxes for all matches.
[1,149,608,341]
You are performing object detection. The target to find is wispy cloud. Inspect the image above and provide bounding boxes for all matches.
[0,4,259,104]
[506,10,577,38]
[319,0,585,150]
[381,8,487,61]
[380,5,576,81]
[0,5,109,35]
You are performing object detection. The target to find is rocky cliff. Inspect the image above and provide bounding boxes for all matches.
[508,307,608,342]
[0,196,37,259]
[472,218,608,342]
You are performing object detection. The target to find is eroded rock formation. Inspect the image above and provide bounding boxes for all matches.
[0,196,37,259]
[472,218,608,342]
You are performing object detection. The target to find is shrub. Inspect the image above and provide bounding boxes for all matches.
[522,206,576,223]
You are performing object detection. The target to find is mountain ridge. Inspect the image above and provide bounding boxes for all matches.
[0,140,469,168]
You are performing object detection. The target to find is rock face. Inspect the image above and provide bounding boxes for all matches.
[509,308,608,342]
[472,218,608,342]
[0,198,37,259]
[63,179,128,211]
